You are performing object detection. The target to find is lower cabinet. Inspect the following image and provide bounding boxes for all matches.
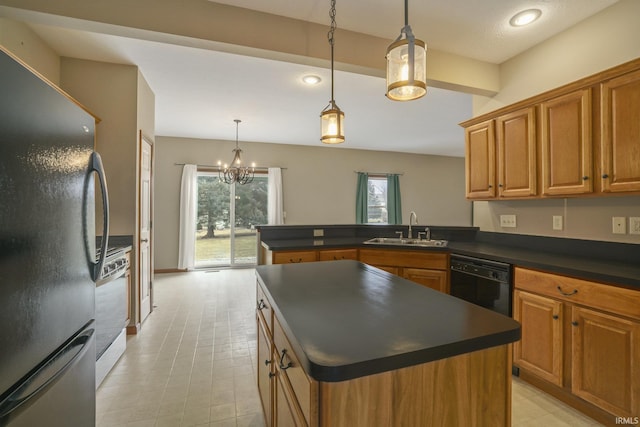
[359,249,449,293]
[514,267,640,421]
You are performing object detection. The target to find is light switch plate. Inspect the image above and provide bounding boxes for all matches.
[630,217,640,235]
[500,214,517,228]
[612,217,626,234]
[313,229,324,237]
[552,215,563,231]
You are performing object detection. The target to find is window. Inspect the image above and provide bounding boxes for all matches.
[366,176,388,224]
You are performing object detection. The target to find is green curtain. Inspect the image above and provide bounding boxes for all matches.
[387,174,402,225]
[355,172,368,224]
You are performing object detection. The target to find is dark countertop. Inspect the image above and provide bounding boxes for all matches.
[256,260,521,382]
[261,235,640,289]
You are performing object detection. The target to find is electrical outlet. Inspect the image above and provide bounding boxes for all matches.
[500,214,517,228]
[612,217,626,234]
[630,217,640,235]
[313,229,324,237]
[553,215,563,231]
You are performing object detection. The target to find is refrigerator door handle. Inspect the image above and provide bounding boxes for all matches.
[90,152,110,281]
[0,327,95,423]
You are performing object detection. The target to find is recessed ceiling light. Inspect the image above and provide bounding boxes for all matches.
[302,75,321,85]
[509,9,542,27]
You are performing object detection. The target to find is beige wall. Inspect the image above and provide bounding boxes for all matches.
[60,58,139,236]
[154,137,470,269]
[0,17,59,83]
[470,0,640,243]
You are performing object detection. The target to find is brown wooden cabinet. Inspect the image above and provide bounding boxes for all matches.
[358,249,449,293]
[461,58,640,200]
[496,107,537,197]
[600,69,640,193]
[513,290,563,386]
[317,248,358,261]
[514,267,640,421]
[540,89,593,195]
[464,119,496,199]
[272,250,318,264]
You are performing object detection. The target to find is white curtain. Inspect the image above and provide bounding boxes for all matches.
[268,167,284,225]
[178,164,198,270]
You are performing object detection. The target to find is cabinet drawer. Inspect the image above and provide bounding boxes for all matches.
[273,317,317,426]
[273,251,317,264]
[359,249,448,269]
[515,267,640,320]
[256,282,273,335]
[317,249,358,261]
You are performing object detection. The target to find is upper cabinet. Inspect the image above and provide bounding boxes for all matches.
[540,89,592,196]
[465,119,495,199]
[600,69,640,193]
[496,107,537,198]
[464,107,537,200]
[461,58,640,200]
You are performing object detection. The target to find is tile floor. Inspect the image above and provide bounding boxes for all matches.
[96,269,603,427]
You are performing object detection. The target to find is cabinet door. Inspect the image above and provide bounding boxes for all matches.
[465,119,496,199]
[600,69,640,193]
[257,320,273,427]
[272,250,317,264]
[318,249,358,261]
[275,372,307,427]
[513,290,563,386]
[541,89,593,195]
[402,268,448,293]
[496,107,537,197]
[572,306,640,417]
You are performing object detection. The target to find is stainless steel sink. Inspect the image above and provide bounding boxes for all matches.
[363,237,448,247]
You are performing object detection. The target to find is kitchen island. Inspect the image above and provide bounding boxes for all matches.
[255,260,521,426]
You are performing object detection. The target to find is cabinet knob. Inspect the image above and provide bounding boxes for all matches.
[552,314,559,320]
[498,184,503,188]
[264,359,272,366]
[602,173,609,179]
[257,299,267,310]
[488,185,493,188]
[582,176,589,181]
[268,372,276,378]
[571,321,579,327]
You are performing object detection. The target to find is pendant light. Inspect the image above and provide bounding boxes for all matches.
[386,0,427,101]
[320,0,345,144]
[217,119,255,185]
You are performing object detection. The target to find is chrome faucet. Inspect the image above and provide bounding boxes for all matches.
[409,211,418,239]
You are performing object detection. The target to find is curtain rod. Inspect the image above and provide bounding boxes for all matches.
[174,163,286,170]
[354,170,404,176]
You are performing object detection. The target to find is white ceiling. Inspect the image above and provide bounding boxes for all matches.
[11,0,618,157]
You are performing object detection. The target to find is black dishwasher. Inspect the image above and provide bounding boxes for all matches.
[450,254,512,317]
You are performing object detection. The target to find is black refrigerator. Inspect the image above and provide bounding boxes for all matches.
[0,49,109,426]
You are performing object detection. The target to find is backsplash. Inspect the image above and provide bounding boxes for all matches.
[473,195,640,244]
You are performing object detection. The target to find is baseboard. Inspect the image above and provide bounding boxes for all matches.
[126,323,140,335]
[154,268,187,274]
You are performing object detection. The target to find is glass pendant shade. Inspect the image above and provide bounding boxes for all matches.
[386,37,427,101]
[320,104,345,144]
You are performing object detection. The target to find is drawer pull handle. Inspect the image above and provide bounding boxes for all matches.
[279,349,292,370]
[571,321,579,327]
[290,258,303,263]
[556,286,578,296]
[552,314,559,320]
[602,173,609,179]
[257,300,267,310]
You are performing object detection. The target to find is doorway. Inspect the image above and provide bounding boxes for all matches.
[195,171,268,267]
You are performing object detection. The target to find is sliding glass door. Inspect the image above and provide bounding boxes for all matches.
[195,171,268,267]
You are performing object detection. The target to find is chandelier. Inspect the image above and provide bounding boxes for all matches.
[385,0,427,101]
[320,0,345,144]
[218,119,255,185]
